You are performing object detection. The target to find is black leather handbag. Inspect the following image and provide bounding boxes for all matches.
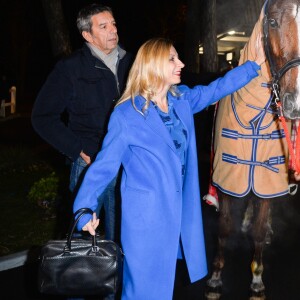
[38,208,123,296]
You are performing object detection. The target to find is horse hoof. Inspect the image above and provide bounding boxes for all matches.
[205,292,221,300]
[249,290,266,300]
[205,285,222,300]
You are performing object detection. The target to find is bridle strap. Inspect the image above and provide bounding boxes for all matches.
[263,0,276,77]
[278,105,300,173]
[263,0,300,173]
[271,58,300,105]
[274,58,300,84]
[263,0,300,83]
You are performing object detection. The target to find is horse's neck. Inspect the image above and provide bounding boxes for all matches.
[235,72,271,109]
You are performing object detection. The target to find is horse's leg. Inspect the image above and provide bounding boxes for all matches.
[242,199,254,233]
[249,198,271,300]
[205,198,230,299]
[265,209,273,245]
[205,192,240,300]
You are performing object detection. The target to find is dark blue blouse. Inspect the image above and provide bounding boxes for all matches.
[154,100,187,177]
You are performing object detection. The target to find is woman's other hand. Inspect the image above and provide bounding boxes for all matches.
[82,212,99,235]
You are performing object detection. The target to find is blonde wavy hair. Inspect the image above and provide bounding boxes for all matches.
[116,37,180,115]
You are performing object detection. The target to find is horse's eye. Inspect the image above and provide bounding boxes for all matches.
[269,18,278,28]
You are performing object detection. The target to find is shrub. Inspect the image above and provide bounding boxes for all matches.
[27,172,59,210]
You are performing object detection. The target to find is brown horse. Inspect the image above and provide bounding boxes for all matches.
[205,0,300,299]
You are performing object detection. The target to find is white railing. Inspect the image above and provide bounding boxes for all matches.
[0,86,16,118]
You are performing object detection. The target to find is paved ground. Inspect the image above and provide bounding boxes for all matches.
[1,106,300,299]
[2,196,300,300]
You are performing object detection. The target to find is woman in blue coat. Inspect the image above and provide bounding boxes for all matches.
[73,37,265,299]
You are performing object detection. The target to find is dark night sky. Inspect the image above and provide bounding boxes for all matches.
[0,0,254,103]
[0,0,188,102]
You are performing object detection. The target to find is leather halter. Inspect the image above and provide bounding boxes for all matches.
[263,0,300,173]
[263,0,300,98]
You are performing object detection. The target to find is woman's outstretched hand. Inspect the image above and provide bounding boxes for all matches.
[254,32,266,66]
[82,212,99,235]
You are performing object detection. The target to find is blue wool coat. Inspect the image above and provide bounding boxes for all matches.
[73,61,260,300]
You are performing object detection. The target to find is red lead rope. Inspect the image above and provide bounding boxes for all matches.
[278,104,300,173]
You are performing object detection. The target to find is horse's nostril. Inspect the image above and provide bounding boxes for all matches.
[282,93,295,113]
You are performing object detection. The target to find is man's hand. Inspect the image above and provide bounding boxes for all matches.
[80,151,91,165]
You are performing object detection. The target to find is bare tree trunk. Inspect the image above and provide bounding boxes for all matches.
[201,0,218,72]
[41,0,72,58]
[184,0,201,73]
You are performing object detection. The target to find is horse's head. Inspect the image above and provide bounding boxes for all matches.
[263,0,300,119]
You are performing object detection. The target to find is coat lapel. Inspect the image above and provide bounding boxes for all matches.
[133,96,175,152]
[145,104,176,152]
[171,96,190,143]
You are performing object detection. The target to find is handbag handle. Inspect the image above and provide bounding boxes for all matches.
[64,208,96,252]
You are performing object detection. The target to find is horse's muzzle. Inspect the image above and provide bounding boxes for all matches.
[282,92,300,119]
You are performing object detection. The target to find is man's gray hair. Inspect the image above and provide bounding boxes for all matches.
[77,3,114,34]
